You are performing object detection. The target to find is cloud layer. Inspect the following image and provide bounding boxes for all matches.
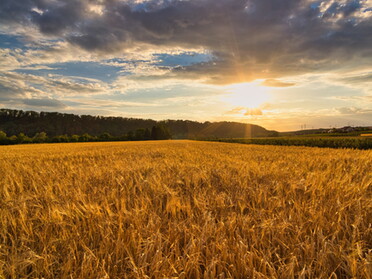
[0,0,371,130]
[1,0,371,84]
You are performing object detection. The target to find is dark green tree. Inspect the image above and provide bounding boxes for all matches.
[70,135,80,142]
[151,125,172,140]
[79,133,93,142]
[99,132,112,141]
[144,128,151,140]
[17,133,32,144]
[0,131,7,140]
[127,131,134,141]
[33,132,48,143]
[134,129,146,140]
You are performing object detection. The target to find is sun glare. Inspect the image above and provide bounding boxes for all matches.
[224,82,270,108]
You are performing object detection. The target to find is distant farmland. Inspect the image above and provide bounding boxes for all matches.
[208,136,372,149]
[1,141,371,278]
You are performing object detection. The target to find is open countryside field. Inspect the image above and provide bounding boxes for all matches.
[1,141,371,278]
[209,136,372,150]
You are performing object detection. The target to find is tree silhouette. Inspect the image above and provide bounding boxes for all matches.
[151,125,171,140]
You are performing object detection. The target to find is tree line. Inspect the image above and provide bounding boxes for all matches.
[0,125,172,145]
[0,108,273,145]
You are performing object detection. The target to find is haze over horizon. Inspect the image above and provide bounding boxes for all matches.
[1,0,371,131]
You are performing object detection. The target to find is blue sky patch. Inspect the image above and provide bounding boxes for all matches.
[154,52,214,67]
[310,2,322,10]
[0,34,27,49]
[16,62,124,83]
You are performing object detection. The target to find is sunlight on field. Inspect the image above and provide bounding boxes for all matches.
[0,141,371,278]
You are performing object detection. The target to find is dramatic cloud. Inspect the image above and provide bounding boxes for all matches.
[1,0,371,84]
[0,71,108,98]
[0,0,371,130]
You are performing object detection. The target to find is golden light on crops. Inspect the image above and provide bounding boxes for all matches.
[224,82,270,108]
[1,141,371,278]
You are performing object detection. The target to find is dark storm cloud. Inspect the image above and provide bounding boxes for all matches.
[32,1,86,35]
[1,0,371,83]
[0,0,88,35]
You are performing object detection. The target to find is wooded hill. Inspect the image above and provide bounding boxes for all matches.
[0,108,275,139]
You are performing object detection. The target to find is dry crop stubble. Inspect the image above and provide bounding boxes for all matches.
[0,140,371,278]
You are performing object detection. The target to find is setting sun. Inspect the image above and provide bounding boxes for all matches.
[224,82,270,108]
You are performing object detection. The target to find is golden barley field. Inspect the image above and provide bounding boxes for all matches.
[0,140,371,278]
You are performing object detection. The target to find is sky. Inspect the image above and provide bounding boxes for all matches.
[0,0,371,131]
